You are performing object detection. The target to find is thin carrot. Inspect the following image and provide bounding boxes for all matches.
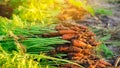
[86,44,93,49]
[42,32,60,37]
[68,46,83,52]
[89,65,95,68]
[68,53,83,57]
[56,46,69,52]
[59,30,76,35]
[71,56,82,60]
[55,24,69,30]
[62,34,75,40]
[72,40,87,47]
[97,63,106,68]
[99,60,112,66]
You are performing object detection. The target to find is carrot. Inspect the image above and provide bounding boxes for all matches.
[59,30,76,35]
[72,40,87,47]
[56,46,82,53]
[71,56,82,60]
[86,44,93,49]
[87,32,95,36]
[99,60,111,66]
[70,27,80,31]
[55,24,69,30]
[62,34,75,40]
[92,42,101,46]
[68,46,83,52]
[97,63,106,68]
[56,46,69,52]
[83,49,91,55]
[89,65,96,68]
[68,53,83,57]
[42,32,60,37]
[77,25,88,29]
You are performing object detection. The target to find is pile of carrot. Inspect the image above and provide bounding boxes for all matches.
[43,23,111,68]
[43,1,112,67]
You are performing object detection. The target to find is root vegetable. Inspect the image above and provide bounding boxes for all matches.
[99,60,112,66]
[56,46,83,53]
[72,40,87,47]
[62,34,75,40]
[71,56,82,60]
[68,53,84,57]
[42,32,60,37]
[59,30,76,35]
[83,49,91,55]
[56,46,69,52]
[46,23,109,68]
[86,44,93,49]
[97,63,106,68]
[89,65,96,68]
[55,24,69,30]
[68,46,83,52]
[70,27,80,31]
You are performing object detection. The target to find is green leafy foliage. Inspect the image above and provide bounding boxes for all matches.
[23,37,69,53]
[0,14,69,53]
[95,43,114,59]
[92,28,114,58]
[95,8,112,15]
[0,15,75,68]
[0,15,26,35]
[0,45,80,68]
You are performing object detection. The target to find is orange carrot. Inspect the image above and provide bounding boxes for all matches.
[84,49,91,55]
[71,56,82,60]
[99,60,111,66]
[62,34,75,40]
[86,44,93,49]
[97,63,106,68]
[72,40,86,47]
[68,46,83,52]
[56,46,69,52]
[59,30,76,35]
[68,53,83,57]
[55,24,69,30]
[89,65,96,68]
[70,27,80,31]
[92,42,101,46]
[42,32,60,37]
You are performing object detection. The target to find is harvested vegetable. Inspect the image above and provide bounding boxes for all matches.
[44,23,111,68]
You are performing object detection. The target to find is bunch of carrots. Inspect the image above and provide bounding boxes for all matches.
[43,23,111,68]
[42,0,112,68]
